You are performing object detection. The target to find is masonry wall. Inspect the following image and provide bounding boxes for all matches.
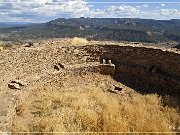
[83,45,180,95]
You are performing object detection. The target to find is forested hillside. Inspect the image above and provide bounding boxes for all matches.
[0,18,180,43]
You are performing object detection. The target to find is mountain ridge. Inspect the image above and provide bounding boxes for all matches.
[0,18,180,43]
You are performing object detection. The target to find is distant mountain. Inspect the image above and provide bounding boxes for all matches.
[0,18,180,43]
[0,22,32,28]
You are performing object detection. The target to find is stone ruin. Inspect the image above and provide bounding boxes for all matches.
[99,58,115,76]
[0,42,180,132]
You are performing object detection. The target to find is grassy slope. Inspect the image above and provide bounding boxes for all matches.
[12,74,180,132]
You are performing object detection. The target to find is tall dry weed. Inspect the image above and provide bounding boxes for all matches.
[12,85,179,133]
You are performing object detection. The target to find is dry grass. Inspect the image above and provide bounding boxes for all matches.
[70,37,88,45]
[11,78,180,133]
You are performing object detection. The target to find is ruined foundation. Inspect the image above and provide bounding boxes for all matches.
[86,45,180,95]
[0,42,180,132]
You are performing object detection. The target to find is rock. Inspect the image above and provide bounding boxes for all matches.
[24,42,33,47]
[103,59,106,64]
[54,65,60,71]
[11,80,26,86]
[8,80,26,90]
[54,63,65,71]
[108,60,112,64]
[108,85,116,92]
[8,83,21,90]
[79,26,85,31]
[108,85,123,93]
[58,63,65,69]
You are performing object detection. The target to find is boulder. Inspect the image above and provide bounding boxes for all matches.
[8,83,21,90]
[11,80,26,86]
[8,80,26,90]
[24,42,33,47]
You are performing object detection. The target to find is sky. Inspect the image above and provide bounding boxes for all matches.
[0,0,180,22]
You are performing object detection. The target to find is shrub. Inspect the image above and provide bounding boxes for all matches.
[70,37,88,45]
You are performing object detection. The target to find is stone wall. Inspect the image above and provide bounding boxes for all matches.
[82,45,180,95]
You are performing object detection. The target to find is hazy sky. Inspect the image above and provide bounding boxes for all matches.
[0,0,180,22]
